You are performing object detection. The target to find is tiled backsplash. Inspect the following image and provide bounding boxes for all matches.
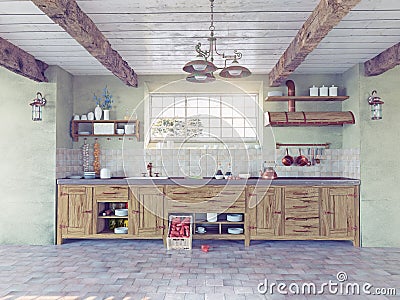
[57,147,360,179]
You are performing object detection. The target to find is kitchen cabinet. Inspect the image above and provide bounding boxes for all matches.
[320,187,359,246]
[93,186,130,236]
[284,186,320,236]
[57,185,93,244]
[130,186,166,238]
[247,186,283,238]
[166,185,249,245]
[71,120,140,142]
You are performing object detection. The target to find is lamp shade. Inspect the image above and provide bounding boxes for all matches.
[183,59,217,74]
[220,64,251,78]
[186,73,216,83]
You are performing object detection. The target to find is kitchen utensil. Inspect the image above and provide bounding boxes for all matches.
[228,228,244,234]
[114,227,128,234]
[315,148,321,164]
[227,214,243,222]
[295,149,309,166]
[309,85,319,96]
[282,148,294,166]
[100,168,111,179]
[81,114,88,120]
[207,213,218,222]
[319,85,328,96]
[87,112,94,120]
[329,85,338,96]
[307,148,312,166]
[115,209,128,217]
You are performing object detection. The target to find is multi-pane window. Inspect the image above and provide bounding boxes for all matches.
[149,94,259,143]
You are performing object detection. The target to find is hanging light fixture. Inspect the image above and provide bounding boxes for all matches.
[183,0,251,83]
[29,92,47,121]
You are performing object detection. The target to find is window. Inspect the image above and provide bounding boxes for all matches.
[149,93,260,143]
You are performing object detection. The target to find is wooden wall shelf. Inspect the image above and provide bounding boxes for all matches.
[71,120,140,142]
[265,96,349,102]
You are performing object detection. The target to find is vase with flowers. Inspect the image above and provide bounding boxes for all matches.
[93,86,113,120]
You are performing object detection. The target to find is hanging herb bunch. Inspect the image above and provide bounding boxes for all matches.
[93,86,113,110]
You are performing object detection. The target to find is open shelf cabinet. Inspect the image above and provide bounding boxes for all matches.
[192,213,245,239]
[71,120,140,142]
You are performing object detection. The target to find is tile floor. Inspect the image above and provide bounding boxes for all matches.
[0,239,399,300]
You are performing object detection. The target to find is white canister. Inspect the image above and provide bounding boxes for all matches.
[309,85,319,96]
[329,85,338,96]
[319,85,328,96]
[87,112,94,120]
[73,115,80,120]
[100,168,111,179]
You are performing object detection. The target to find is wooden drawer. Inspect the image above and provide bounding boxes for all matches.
[285,217,319,236]
[167,186,245,213]
[65,186,87,194]
[285,198,319,217]
[94,186,128,199]
[285,186,319,199]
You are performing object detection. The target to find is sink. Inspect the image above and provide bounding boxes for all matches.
[125,176,169,180]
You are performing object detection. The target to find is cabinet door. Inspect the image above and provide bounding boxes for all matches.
[130,187,165,237]
[58,186,93,239]
[248,187,283,237]
[320,187,356,238]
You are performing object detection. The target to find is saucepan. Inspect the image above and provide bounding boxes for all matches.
[282,148,294,166]
[295,149,309,166]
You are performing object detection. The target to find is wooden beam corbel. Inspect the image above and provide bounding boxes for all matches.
[364,42,400,76]
[0,37,48,82]
[32,0,138,87]
[269,0,361,87]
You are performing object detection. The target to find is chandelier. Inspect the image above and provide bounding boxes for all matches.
[183,0,251,83]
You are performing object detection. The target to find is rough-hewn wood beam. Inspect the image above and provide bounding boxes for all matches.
[0,37,48,82]
[364,42,400,76]
[269,0,361,87]
[32,0,138,87]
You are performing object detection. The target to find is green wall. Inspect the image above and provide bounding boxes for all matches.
[0,66,57,245]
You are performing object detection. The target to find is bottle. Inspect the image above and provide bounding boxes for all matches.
[124,108,130,120]
[215,163,223,179]
[225,163,232,178]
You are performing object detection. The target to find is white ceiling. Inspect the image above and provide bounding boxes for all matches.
[0,0,399,78]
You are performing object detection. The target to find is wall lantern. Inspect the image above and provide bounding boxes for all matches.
[29,92,47,121]
[368,90,384,120]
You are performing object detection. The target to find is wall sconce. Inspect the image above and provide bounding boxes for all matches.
[29,92,47,121]
[368,90,384,120]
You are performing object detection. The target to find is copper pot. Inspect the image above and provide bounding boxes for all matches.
[295,149,309,166]
[282,148,294,166]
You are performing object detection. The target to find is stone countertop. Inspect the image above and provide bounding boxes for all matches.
[57,177,360,186]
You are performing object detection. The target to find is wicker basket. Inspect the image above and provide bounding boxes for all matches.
[166,215,192,250]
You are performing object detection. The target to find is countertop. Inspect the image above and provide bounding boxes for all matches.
[57,177,360,186]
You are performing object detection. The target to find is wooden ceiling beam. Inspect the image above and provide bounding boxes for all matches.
[31,0,138,87]
[268,0,361,87]
[0,37,48,82]
[364,42,400,76]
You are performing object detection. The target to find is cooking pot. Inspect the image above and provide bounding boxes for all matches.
[295,149,309,166]
[282,148,294,166]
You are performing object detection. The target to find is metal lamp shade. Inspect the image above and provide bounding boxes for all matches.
[186,73,216,83]
[183,59,217,74]
[219,65,251,78]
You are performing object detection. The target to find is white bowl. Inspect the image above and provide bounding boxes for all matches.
[114,227,128,234]
[238,173,250,179]
[227,214,243,222]
[228,228,244,234]
[115,209,128,216]
[214,175,224,180]
[116,129,124,134]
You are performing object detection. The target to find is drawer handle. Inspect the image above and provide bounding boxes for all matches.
[324,211,334,215]
[102,192,117,195]
[293,205,309,209]
[301,200,312,203]
[230,205,238,208]
[172,205,188,208]
[286,217,318,221]
[83,210,93,214]
[59,225,68,229]
[293,192,308,195]
[293,229,311,233]
[172,192,188,195]
[274,211,282,214]
[132,210,139,214]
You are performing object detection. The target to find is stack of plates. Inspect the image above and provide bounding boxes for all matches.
[115,209,128,216]
[114,227,128,234]
[84,171,96,179]
[227,214,243,222]
[228,228,244,234]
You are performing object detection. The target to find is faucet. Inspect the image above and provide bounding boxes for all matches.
[147,162,153,177]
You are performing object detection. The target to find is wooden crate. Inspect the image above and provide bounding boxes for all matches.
[166,215,192,250]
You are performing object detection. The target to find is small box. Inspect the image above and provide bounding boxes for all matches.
[167,215,192,250]
[94,123,114,135]
[124,124,135,134]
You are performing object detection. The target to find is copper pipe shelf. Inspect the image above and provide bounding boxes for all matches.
[265,96,349,102]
